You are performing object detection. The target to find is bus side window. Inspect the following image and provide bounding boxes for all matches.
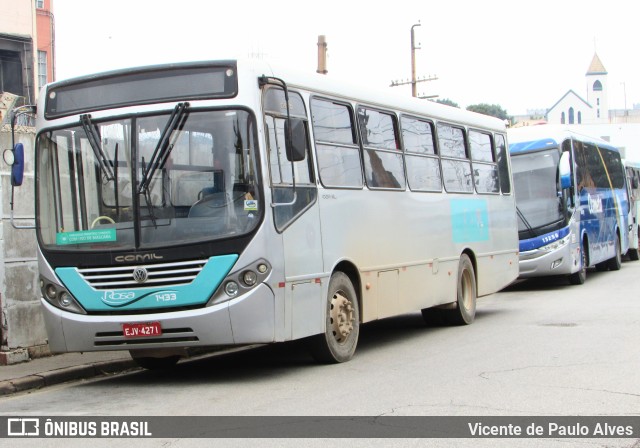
[401,115,442,192]
[357,107,405,190]
[311,97,363,188]
[437,123,473,193]
[469,130,499,194]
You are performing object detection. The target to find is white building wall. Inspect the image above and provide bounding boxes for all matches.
[586,74,609,123]
[546,94,594,125]
[0,0,34,37]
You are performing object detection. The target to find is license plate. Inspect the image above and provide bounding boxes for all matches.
[122,322,162,338]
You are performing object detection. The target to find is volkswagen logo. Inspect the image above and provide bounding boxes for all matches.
[132,267,149,284]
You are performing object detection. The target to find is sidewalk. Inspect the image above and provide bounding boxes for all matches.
[0,351,139,397]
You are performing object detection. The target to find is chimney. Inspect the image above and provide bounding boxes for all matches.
[317,35,328,74]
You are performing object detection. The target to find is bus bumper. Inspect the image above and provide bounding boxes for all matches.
[41,283,276,353]
[517,241,580,278]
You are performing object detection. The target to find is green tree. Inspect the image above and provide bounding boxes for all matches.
[435,98,459,108]
[466,103,509,120]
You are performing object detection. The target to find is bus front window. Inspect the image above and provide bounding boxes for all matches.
[36,109,261,252]
[511,148,565,238]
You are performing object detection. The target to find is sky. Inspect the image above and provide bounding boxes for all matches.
[52,0,639,116]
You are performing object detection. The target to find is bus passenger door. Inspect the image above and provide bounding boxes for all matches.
[264,92,324,341]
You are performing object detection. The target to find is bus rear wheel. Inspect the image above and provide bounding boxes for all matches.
[607,234,622,271]
[442,254,476,325]
[308,272,360,363]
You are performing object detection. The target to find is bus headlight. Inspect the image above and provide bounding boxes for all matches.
[225,281,239,297]
[40,276,87,315]
[541,235,570,252]
[59,292,72,307]
[45,284,57,300]
[208,259,272,306]
[242,270,258,287]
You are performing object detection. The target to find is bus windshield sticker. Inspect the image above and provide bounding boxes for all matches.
[244,200,258,211]
[56,229,117,245]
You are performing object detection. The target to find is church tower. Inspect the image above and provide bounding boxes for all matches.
[586,53,608,123]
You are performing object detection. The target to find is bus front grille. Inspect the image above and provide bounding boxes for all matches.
[77,259,208,290]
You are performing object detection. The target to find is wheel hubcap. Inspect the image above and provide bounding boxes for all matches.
[460,269,473,310]
[330,292,355,343]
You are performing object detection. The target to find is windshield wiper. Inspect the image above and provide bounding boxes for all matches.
[137,102,189,194]
[80,114,115,182]
[516,206,535,238]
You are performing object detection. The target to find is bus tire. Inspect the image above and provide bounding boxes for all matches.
[443,254,476,325]
[607,233,622,271]
[568,241,587,285]
[308,272,360,363]
[130,353,180,370]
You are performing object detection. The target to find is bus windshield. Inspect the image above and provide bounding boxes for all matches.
[36,108,261,251]
[511,148,564,236]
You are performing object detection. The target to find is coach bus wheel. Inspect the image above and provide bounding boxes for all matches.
[607,234,622,271]
[130,353,180,370]
[443,254,476,325]
[308,272,360,363]
[568,241,587,285]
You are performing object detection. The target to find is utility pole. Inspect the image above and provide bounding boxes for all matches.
[390,21,438,98]
[410,23,420,97]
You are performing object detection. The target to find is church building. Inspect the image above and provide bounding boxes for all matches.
[546,53,609,125]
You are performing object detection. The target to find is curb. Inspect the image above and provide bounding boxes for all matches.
[0,359,138,397]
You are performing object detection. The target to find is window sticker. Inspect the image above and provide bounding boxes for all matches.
[244,200,258,211]
[56,229,117,245]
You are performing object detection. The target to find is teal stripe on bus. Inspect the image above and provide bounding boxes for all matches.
[56,254,238,312]
[450,199,490,243]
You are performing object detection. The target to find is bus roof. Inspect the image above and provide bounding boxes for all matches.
[508,125,620,155]
[252,59,506,132]
[42,59,507,133]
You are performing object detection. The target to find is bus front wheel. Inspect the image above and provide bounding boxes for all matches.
[569,241,587,285]
[308,272,360,363]
[443,254,476,325]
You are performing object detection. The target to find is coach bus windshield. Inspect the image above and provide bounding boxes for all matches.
[511,148,565,237]
[36,108,261,252]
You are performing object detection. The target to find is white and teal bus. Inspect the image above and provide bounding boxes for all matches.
[508,126,630,285]
[624,159,640,260]
[6,59,518,368]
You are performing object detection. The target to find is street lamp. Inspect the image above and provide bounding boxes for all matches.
[411,22,421,97]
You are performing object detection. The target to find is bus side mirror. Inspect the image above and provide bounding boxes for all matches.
[559,151,571,190]
[3,143,25,186]
[285,118,307,162]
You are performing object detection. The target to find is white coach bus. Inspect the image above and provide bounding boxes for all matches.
[5,59,519,368]
[509,126,630,284]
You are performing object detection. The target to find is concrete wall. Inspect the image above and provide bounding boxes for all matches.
[0,128,44,361]
[0,0,35,37]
